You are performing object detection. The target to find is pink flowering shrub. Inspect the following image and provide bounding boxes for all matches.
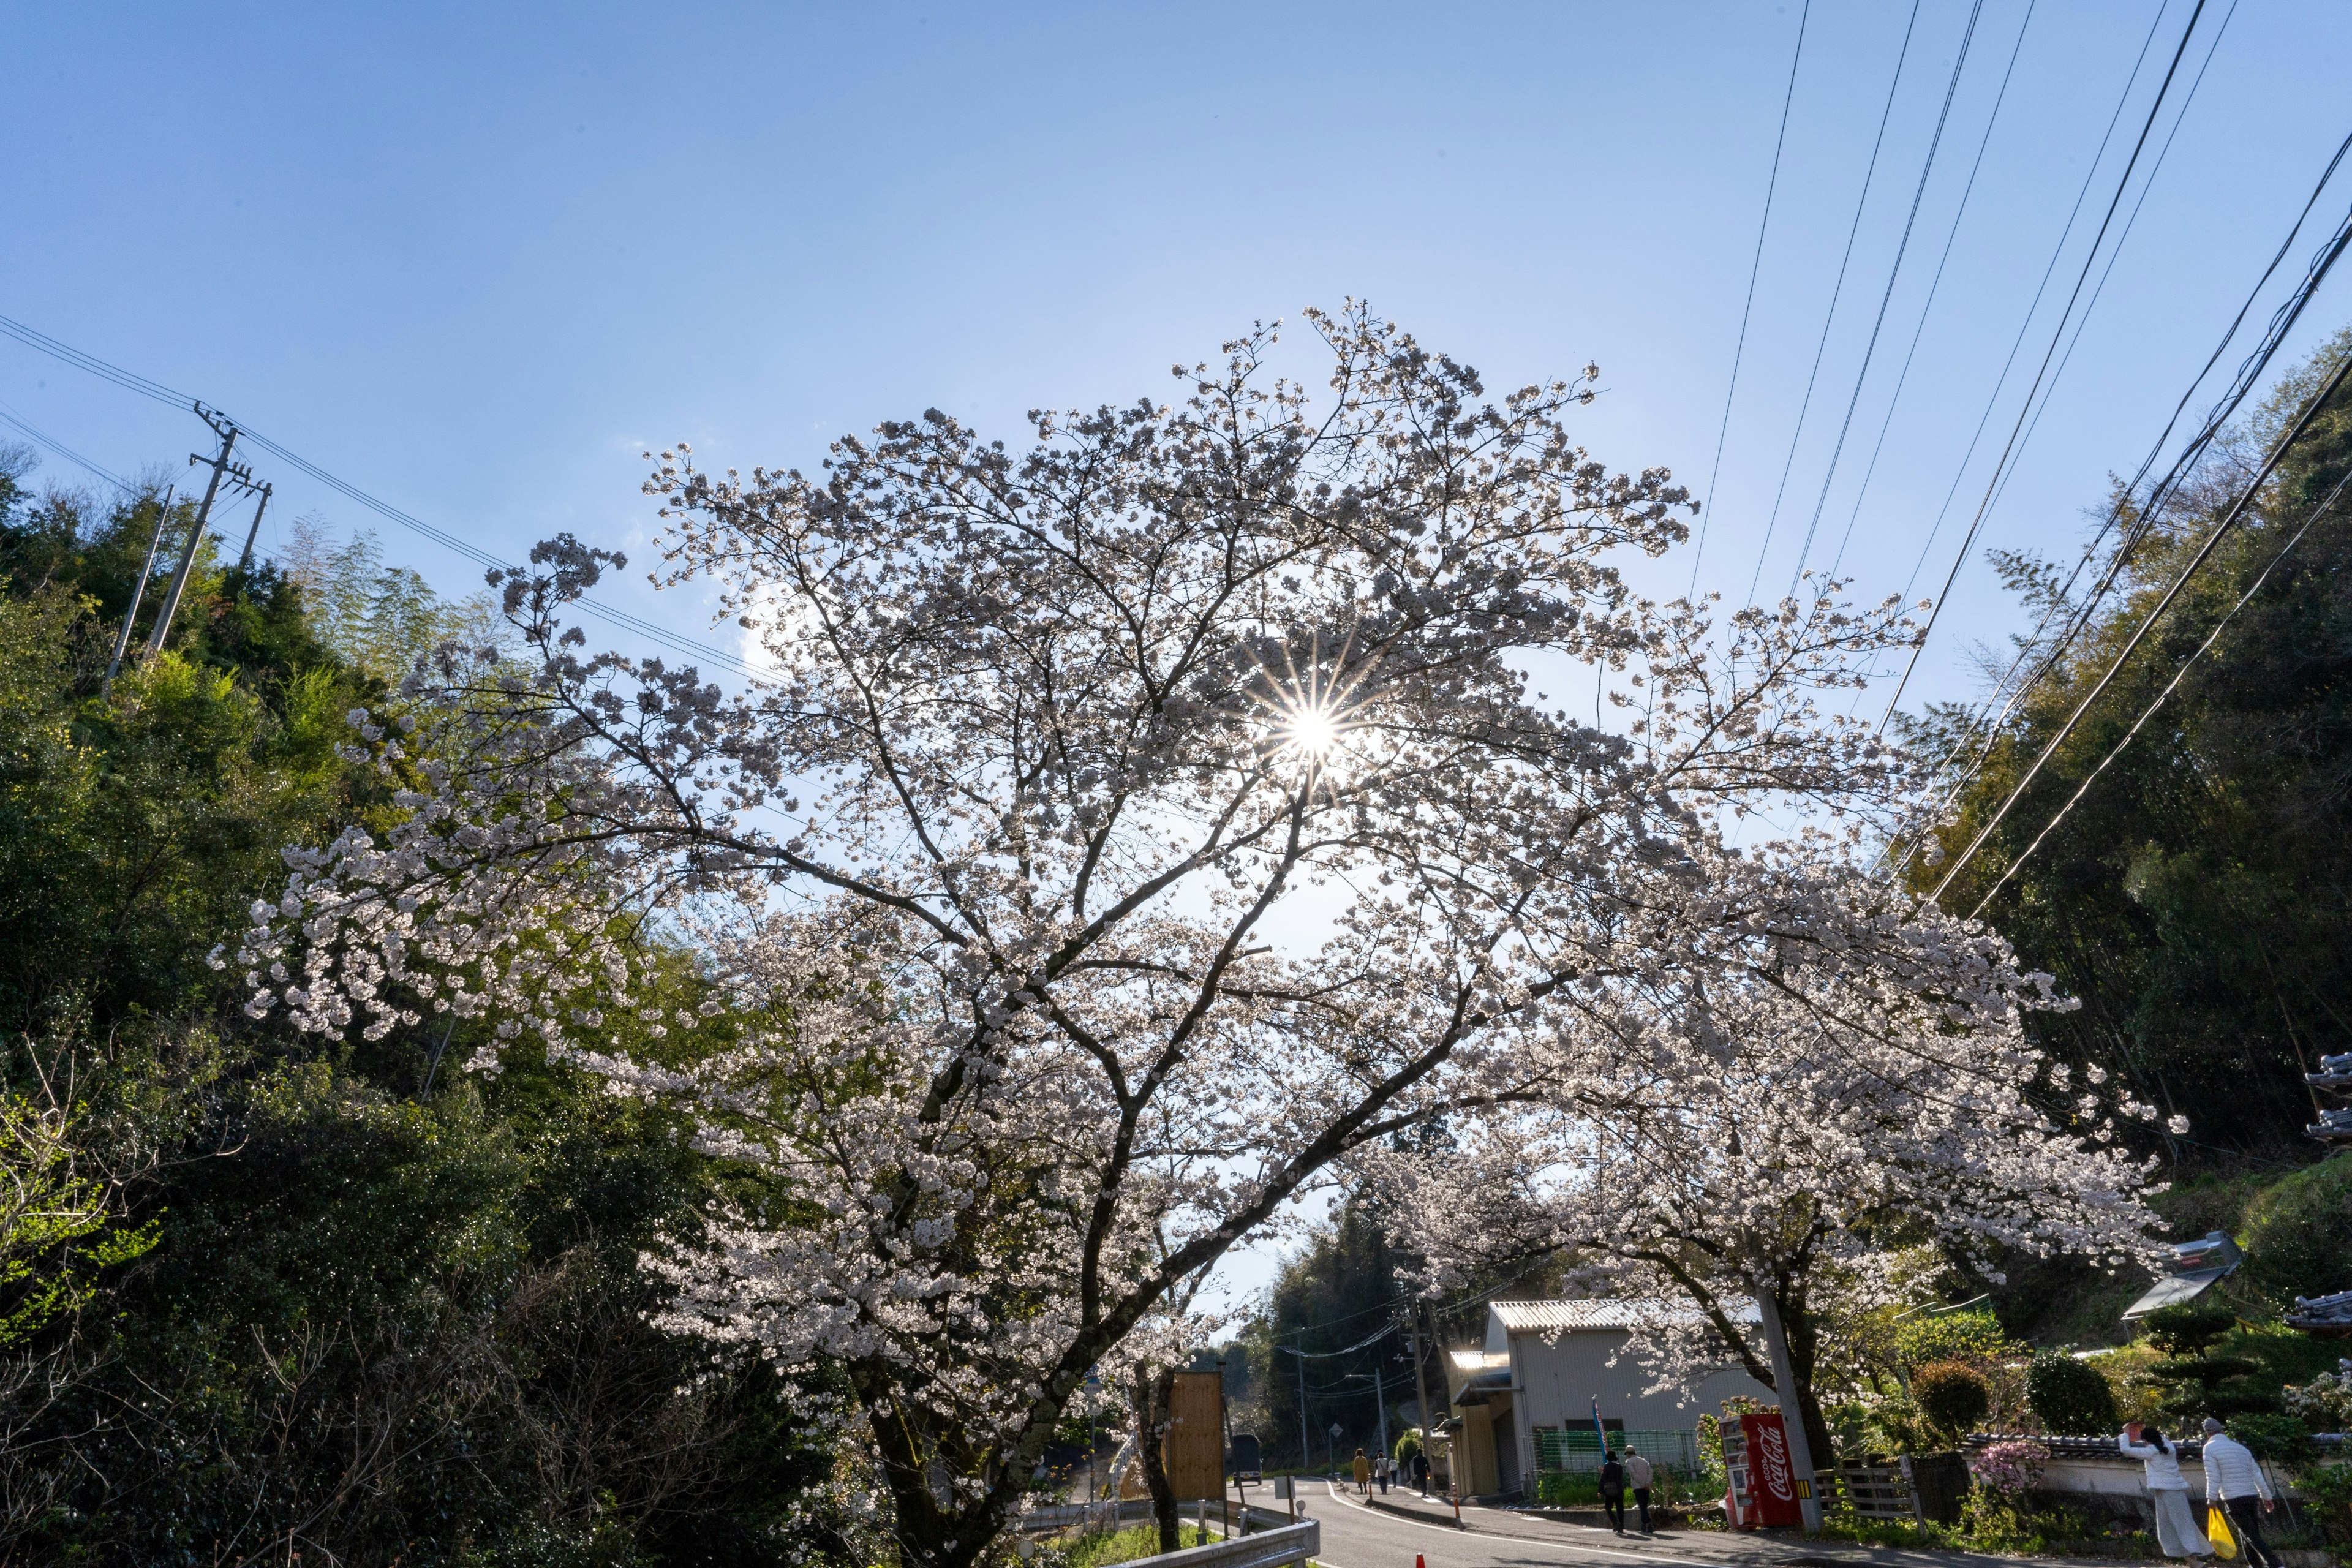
[1969,1438,2050,1498]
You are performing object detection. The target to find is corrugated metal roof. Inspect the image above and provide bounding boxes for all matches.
[1490,1298,1759,1332]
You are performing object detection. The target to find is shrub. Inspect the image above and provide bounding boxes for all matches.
[2027,1350,2121,1435]
[2241,1152,2352,1302]
[1969,1438,2051,1497]
[2284,1368,2352,1434]
[1394,1430,1421,1466]
[2226,1412,2314,1464]
[1915,1361,1993,1439]
[1894,1309,2015,1371]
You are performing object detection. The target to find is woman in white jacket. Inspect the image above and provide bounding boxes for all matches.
[2120,1422,2215,1560]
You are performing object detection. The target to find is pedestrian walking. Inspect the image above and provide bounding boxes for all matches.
[1377,1452,1391,1494]
[1352,1447,1370,1496]
[2121,1422,2215,1561]
[1598,1449,1626,1535]
[1413,1449,1430,1496]
[1624,1446,1655,1534]
[2201,1418,2280,1568]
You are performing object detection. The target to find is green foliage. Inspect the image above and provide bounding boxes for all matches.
[2144,1298,2239,1356]
[2242,1152,2352,1302]
[2285,1368,2352,1433]
[1393,1429,1421,1465]
[1893,1308,2015,1371]
[2225,1412,2313,1464]
[1913,1361,1993,1439]
[2141,1300,2280,1424]
[0,471,851,1564]
[1036,1523,1214,1568]
[0,1054,158,1344]
[1905,327,2352,1158]
[2026,1350,2122,1435]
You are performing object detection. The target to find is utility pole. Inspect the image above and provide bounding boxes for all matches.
[145,405,244,657]
[1410,1298,1443,1495]
[233,479,274,574]
[104,486,173,695]
[1372,1362,1389,1463]
[1409,1300,1436,1444]
[1292,1338,1310,1474]
[1753,1284,1823,1531]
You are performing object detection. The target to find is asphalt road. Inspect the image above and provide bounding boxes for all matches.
[1267,1480,2116,1568]
[1275,1482,1744,1568]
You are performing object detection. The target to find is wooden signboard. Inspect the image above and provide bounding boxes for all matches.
[1164,1371,1225,1501]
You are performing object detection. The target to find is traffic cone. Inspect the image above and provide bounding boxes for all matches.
[1416,1558,1426,1568]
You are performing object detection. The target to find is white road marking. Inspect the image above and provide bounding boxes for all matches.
[1313,1482,1728,1568]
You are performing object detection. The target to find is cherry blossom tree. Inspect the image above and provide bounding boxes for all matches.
[1370,919,2169,1512]
[236,305,1950,1566]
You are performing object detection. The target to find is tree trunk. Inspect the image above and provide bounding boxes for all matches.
[1779,1284,1839,1480]
[856,1366,1019,1568]
[1135,1368,1181,1552]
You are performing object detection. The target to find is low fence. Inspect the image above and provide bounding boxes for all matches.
[1532,1428,1702,1476]
[1020,1499,1316,1568]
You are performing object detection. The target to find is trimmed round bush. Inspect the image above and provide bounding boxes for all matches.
[2026,1350,2120,1435]
[1914,1360,1993,1440]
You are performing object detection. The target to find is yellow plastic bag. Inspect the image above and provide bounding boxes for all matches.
[2208,1506,2239,1560]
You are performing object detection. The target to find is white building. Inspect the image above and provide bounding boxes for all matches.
[1443,1300,1774,1498]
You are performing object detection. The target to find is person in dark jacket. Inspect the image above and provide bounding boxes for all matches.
[1412,1449,1430,1495]
[1599,1450,1626,1534]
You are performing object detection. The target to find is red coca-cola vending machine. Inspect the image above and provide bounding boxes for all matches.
[1722,1409,1806,1529]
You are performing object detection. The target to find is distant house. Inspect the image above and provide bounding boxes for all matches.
[1441,1300,1774,1499]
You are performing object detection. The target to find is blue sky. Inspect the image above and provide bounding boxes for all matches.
[9,0,2352,1305]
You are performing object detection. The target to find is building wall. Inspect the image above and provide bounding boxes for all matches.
[1505,1326,1773,1486]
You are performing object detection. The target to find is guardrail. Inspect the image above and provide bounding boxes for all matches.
[1018,1500,1316,1568]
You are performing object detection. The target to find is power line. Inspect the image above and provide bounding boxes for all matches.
[1784,0,1988,600]
[1883,2,2174,618]
[1826,0,2038,581]
[1878,0,2213,731]
[1746,0,1925,608]
[1884,124,2352,876]
[1962,402,2352,919]
[1932,339,2352,905]
[1928,0,2239,603]
[0,311,760,680]
[1689,0,1809,600]
[0,396,140,496]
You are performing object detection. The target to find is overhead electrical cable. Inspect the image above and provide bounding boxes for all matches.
[1876,0,2212,732]
[1964,458,2352,920]
[1744,0,1926,608]
[1826,0,2038,581]
[1784,0,1988,600]
[1931,339,2352,906]
[0,396,139,495]
[1883,2,2174,619]
[1883,124,2352,875]
[1689,0,1811,600]
[1937,0,2239,587]
[0,311,759,679]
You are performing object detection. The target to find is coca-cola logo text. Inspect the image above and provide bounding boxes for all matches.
[1755,1422,1792,1501]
